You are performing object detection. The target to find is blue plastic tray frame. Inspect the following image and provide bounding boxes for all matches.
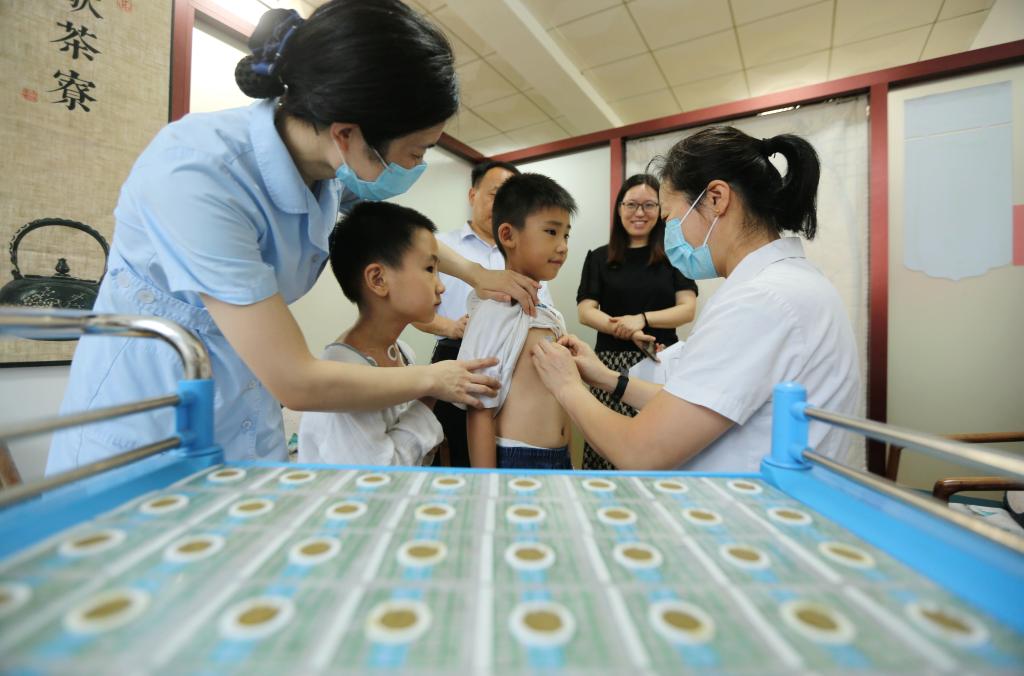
[765,381,1024,634]
[0,378,222,558]
[1,380,1021,635]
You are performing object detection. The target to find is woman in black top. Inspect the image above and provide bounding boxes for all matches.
[576,174,698,470]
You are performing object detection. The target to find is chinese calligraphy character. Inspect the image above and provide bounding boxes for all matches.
[49,70,97,111]
[70,0,102,20]
[52,21,101,61]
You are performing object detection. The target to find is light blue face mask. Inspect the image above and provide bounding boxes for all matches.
[335,146,426,201]
[664,187,720,280]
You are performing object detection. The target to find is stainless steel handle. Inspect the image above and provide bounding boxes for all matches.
[0,308,211,380]
[805,406,1024,479]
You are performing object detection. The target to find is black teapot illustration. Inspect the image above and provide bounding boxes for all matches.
[0,218,110,310]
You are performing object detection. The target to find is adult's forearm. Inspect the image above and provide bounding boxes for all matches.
[282,358,432,412]
[644,302,695,329]
[586,366,663,410]
[437,240,481,286]
[578,305,616,334]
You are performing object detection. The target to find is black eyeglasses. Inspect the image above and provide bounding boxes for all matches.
[620,201,660,214]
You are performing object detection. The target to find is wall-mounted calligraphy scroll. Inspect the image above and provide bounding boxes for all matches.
[0,0,171,365]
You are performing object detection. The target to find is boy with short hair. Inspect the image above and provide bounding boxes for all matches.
[298,202,444,466]
[458,173,578,469]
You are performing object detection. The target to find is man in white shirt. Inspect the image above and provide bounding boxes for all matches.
[414,160,553,466]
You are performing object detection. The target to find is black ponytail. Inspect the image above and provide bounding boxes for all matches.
[234,0,458,152]
[657,126,821,239]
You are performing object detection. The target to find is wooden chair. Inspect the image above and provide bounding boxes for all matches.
[884,431,1024,502]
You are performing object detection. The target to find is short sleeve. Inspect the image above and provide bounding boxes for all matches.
[576,249,603,303]
[457,296,514,411]
[663,286,802,424]
[671,266,699,295]
[129,149,278,305]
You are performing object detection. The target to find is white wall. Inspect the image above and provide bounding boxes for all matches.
[0,365,69,481]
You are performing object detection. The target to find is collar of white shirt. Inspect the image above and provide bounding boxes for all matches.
[460,221,498,250]
[719,236,806,292]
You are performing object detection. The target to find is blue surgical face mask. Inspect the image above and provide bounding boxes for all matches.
[664,187,720,280]
[335,145,426,201]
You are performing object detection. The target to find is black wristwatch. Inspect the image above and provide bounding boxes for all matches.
[611,373,629,401]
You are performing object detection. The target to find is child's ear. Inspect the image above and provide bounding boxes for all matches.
[363,263,389,299]
[497,222,516,251]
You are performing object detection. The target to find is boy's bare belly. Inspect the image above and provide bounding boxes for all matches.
[495,328,571,449]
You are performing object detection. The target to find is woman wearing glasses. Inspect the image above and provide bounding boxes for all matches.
[574,174,698,470]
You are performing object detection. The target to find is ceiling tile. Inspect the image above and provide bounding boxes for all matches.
[432,5,495,57]
[671,71,749,110]
[453,108,499,143]
[445,30,479,67]
[520,0,621,29]
[486,53,529,91]
[738,1,834,67]
[938,0,993,19]
[399,0,429,14]
[921,11,989,59]
[833,0,942,45]
[730,0,826,25]
[455,60,519,107]
[627,0,733,51]
[611,88,680,125]
[505,120,569,148]
[473,93,549,132]
[523,89,560,118]
[550,5,647,70]
[746,50,829,96]
[829,25,931,78]
[585,53,668,102]
[553,116,581,136]
[474,133,518,157]
[654,30,744,87]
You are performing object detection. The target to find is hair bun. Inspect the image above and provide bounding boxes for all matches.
[234,55,285,99]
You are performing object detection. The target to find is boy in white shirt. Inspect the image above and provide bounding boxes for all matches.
[458,173,577,469]
[298,202,445,466]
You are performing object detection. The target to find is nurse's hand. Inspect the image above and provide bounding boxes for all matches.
[427,357,500,408]
[531,339,586,400]
[555,334,618,392]
[474,268,541,316]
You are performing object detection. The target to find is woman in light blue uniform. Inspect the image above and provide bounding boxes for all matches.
[48,1,538,473]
